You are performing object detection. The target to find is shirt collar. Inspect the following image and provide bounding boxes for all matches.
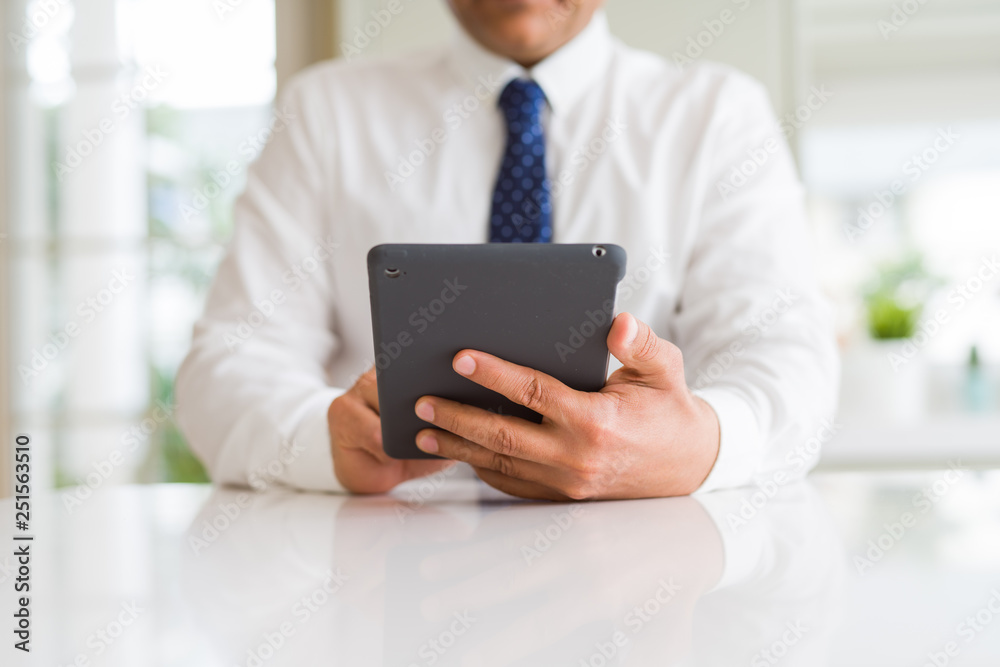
[447,10,614,115]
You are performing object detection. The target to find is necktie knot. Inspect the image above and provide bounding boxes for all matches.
[498,79,546,135]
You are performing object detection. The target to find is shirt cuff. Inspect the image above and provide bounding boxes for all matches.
[691,387,763,494]
[283,388,349,493]
[694,489,768,592]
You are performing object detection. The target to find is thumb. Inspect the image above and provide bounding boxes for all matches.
[607,312,682,385]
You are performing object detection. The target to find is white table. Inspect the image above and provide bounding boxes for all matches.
[2,470,999,666]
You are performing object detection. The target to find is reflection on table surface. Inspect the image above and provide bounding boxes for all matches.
[2,470,1000,666]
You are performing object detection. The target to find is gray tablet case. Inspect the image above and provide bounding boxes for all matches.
[368,243,627,459]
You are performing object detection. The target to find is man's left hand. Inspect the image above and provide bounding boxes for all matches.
[414,313,720,500]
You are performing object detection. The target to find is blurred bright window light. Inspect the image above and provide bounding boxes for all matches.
[801,122,1000,198]
[22,0,74,105]
[123,0,276,108]
[800,120,1000,363]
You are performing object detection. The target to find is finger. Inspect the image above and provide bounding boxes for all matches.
[606,312,683,386]
[416,429,552,485]
[473,467,574,502]
[414,397,562,465]
[450,350,579,420]
[355,367,380,413]
[332,400,454,493]
[334,395,391,464]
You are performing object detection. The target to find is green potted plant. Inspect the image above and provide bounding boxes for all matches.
[847,253,939,422]
[863,253,932,341]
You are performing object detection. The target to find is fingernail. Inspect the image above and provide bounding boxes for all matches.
[415,400,434,422]
[417,433,439,454]
[622,313,638,347]
[454,355,476,376]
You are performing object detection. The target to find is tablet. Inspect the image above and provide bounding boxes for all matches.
[367,243,627,459]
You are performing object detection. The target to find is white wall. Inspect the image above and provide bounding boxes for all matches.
[335,0,803,121]
[334,0,1000,138]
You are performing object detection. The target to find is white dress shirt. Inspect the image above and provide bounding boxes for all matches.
[176,11,839,495]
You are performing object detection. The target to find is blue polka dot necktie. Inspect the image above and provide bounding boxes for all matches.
[489,79,552,243]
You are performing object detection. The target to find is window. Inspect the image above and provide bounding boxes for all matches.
[798,0,1000,464]
[5,0,276,491]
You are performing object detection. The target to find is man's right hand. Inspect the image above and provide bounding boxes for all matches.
[328,368,455,494]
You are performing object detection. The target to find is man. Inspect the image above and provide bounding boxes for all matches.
[176,0,839,500]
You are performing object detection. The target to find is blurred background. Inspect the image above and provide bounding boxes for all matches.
[1,0,998,496]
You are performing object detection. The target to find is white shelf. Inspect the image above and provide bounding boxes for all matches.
[819,414,1000,469]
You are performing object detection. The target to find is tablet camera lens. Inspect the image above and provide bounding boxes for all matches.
[385,268,401,279]
[592,245,607,258]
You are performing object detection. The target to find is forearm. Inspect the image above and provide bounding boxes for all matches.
[176,322,348,492]
[687,293,840,491]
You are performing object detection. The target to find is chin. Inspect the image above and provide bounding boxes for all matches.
[478,13,556,57]
[450,0,592,64]
[491,20,550,49]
